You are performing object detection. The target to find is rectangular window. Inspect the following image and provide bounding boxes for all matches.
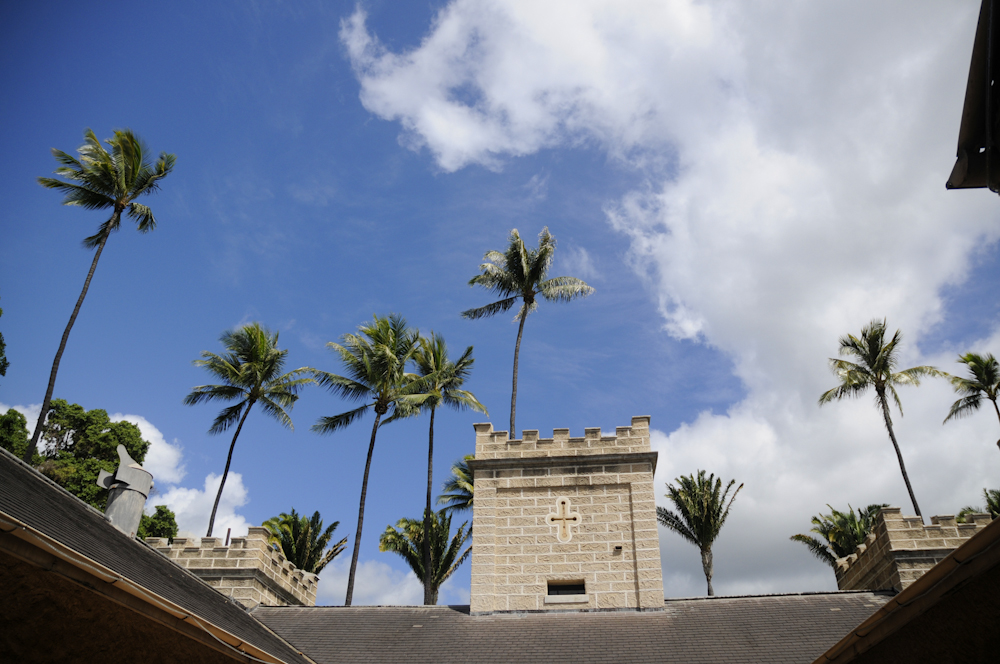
[547,580,586,596]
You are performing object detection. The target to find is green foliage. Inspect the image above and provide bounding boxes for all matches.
[31,399,149,510]
[790,503,889,568]
[438,454,475,515]
[657,470,742,596]
[263,509,348,575]
[38,128,176,246]
[185,322,313,537]
[943,353,1000,432]
[414,333,487,419]
[957,488,1000,522]
[0,297,9,380]
[0,408,33,461]
[138,505,179,542]
[312,313,430,432]
[378,509,471,605]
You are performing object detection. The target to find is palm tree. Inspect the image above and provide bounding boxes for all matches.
[184,323,312,537]
[657,470,742,596]
[25,129,175,462]
[944,352,1000,452]
[263,509,348,574]
[957,488,1000,522]
[438,454,476,515]
[312,313,432,606]
[790,504,889,568]
[413,333,487,605]
[378,509,471,605]
[819,319,940,518]
[461,227,594,438]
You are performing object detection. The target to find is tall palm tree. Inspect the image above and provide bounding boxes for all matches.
[184,323,312,537]
[944,352,1000,453]
[413,333,487,605]
[438,454,476,515]
[461,227,594,438]
[790,503,889,568]
[25,129,175,462]
[263,508,348,575]
[656,470,742,596]
[312,313,432,606]
[819,319,940,518]
[378,509,471,605]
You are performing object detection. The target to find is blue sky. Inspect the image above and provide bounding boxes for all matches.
[3,0,1000,603]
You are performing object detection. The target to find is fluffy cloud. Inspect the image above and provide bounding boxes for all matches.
[342,0,1000,595]
[154,472,252,539]
[316,555,469,606]
[110,413,186,485]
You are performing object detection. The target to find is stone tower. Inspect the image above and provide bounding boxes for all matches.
[468,415,664,614]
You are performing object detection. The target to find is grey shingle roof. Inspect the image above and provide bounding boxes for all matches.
[253,591,891,664]
[0,448,310,664]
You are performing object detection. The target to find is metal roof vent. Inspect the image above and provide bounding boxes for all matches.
[96,444,153,538]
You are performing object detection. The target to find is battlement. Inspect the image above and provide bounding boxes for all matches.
[145,526,318,608]
[474,415,651,459]
[835,507,992,593]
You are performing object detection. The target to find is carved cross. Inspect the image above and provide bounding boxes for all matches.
[546,497,581,543]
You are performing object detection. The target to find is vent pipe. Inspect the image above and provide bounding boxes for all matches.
[96,445,153,537]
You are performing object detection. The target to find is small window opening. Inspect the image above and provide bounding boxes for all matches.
[547,580,586,596]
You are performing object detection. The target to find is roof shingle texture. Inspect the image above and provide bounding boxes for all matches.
[254,591,890,664]
[0,449,309,664]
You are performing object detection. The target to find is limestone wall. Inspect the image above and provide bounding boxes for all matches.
[835,508,992,592]
[470,416,663,614]
[145,526,318,608]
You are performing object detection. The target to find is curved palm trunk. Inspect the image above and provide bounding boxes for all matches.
[207,399,254,537]
[509,313,527,439]
[701,548,714,596]
[423,406,436,605]
[24,222,115,462]
[992,399,1000,453]
[879,394,922,518]
[346,412,382,606]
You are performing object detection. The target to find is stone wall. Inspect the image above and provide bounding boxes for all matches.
[835,507,992,592]
[469,416,664,614]
[145,526,317,608]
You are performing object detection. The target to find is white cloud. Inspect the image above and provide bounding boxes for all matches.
[110,413,186,485]
[341,0,1000,595]
[155,472,252,539]
[558,245,600,282]
[316,555,468,606]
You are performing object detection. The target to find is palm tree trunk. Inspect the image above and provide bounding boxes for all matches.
[206,399,254,537]
[509,312,527,439]
[423,406,436,605]
[23,221,115,462]
[879,395,922,518]
[346,412,381,606]
[992,399,1000,453]
[701,548,714,596]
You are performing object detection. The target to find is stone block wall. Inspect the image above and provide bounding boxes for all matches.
[145,526,318,608]
[835,507,992,592]
[469,416,663,614]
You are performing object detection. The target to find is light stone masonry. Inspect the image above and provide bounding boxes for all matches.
[468,416,664,614]
[834,507,992,592]
[145,526,318,608]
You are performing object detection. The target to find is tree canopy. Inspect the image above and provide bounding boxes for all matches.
[790,503,889,568]
[378,509,471,605]
[263,509,348,575]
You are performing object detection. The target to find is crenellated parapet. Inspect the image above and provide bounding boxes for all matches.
[475,415,652,459]
[834,507,992,593]
[145,526,318,608]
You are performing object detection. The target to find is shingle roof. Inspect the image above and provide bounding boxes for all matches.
[253,591,891,664]
[0,448,310,664]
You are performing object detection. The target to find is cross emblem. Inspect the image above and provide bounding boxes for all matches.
[546,497,582,543]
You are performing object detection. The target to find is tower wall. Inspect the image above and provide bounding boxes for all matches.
[469,416,663,614]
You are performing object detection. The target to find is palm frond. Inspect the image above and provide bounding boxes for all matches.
[460,297,519,320]
[312,404,371,434]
